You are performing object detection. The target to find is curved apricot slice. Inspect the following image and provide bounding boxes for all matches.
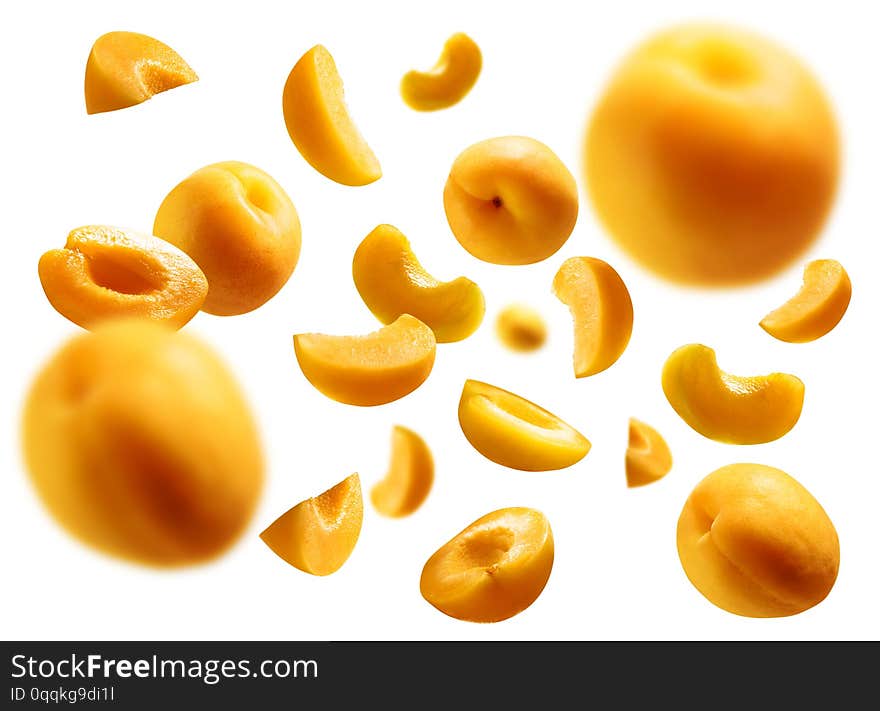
[38,225,208,330]
[282,45,381,186]
[662,344,804,444]
[458,380,590,471]
[371,426,434,517]
[553,256,633,377]
[293,314,436,406]
[260,473,362,576]
[400,32,482,111]
[626,418,673,487]
[495,304,547,352]
[352,224,484,343]
[85,31,197,114]
[760,259,851,343]
[420,507,554,622]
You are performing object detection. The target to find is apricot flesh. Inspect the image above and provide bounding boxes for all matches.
[401,32,482,111]
[495,304,547,353]
[626,419,672,487]
[371,426,434,518]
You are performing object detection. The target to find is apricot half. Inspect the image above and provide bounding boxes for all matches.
[760,259,851,343]
[495,304,547,353]
[371,426,434,518]
[458,380,590,471]
[662,344,804,444]
[352,224,485,343]
[282,45,381,186]
[626,419,672,487]
[85,31,198,114]
[420,507,554,623]
[677,463,839,617]
[261,473,363,576]
[293,314,436,406]
[401,32,482,111]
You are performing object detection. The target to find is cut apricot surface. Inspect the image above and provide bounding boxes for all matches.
[371,426,434,518]
[401,32,482,111]
[626,418,672,487]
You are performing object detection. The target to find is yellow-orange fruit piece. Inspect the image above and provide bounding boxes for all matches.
[444,136,579,265]
[282,45,381,186]
[401,32,482,111]
[85,31,198,114]
[553,256,633,377]
[293,315,436,407]
[352,224,484,343]
[420,507,554,623]
[153,161,301,316]
[677,463,839,617]
[458,380,590,471]
[626,418,673,487]
[495,304,547,352]
[38,225,208,330]
[260,473,363,576]
[760,259,851,343]
[662,344,804,444]
[586,24,839,286]
[21,319,263,567]
[371,426,434,517]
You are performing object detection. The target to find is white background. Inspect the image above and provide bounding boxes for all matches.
[1,0,877,641]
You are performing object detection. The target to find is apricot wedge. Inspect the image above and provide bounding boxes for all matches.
[760,259,851,343]
[352,224,485,343]
[38,225,208,330]
[293,314,436,406]
[458,380,590,471]
[553,256,633,378]
[626,418,673,487]
[282,45,381,186]
[662,344,804,444]
[400,32,482,111]
[260,473,362,576]
[371,426,434,517]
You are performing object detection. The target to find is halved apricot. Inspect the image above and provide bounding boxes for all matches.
[626,418,673,487]
[371,426,434,517]
[400,32,482,111]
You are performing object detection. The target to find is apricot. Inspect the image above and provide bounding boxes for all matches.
[153,161,301,316]
[458,380,590,471]
[420,507,554,623]
[662,344,804,444]
[21,319,263,567]
[371,426,434,518]
[282,45,381,186]
[293,314,436,406]
[400,32,482,111]
[626,418,672,487]
[495,304,547,353]
[84,31,198,115]
[586,24,839,286]
[677,463,839,617]
[444,136,578,265]
[260,473,363,576]
[553,257,633,377]
[38,225,207,330]
[760,259,851,343]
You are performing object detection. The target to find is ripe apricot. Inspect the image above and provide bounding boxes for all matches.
[625,418,672,487]
[401,33,482,111]
[371,426,434,518]
[495,304,547,353]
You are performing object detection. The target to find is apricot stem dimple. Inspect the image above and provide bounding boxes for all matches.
[492,196,503,208]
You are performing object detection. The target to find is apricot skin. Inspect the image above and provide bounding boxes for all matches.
[401,33,482,111]
[495,304,547,353]
[626,419,672,487]
[371,426,434,518]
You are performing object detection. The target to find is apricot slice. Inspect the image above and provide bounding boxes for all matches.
[260,474,363,576]
[760,259,852,343]
[371,426,434,517]
[293,315,436,406]
[626,418,673,487]
[662,344,804,444]
[282,45,381,186]
[458,380,590,471]
[495,304,547,353]
[38,225,208,330]
[85,31,198,114]
[420,507,554,622]
[401,32,482,111]
[352,224,485,343]
[553,256,633,377]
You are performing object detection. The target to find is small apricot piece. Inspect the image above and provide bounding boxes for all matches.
[282,45,381,186]
[677,463,839,617]
[626,418,673,487]
[85,31,198,114]
[352,224,485,343]
[260,474,363,576]
[38,225,207,330]
[420,507,554,623]
[553,257,633,377]
[293,314,436,406]
[662,344,804,444]
[458,380,590,471]
[760,259,851,343]
[444,136,578,265]
[401,32,482,111]
[495,304,547,352]
[371,426,434,517]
